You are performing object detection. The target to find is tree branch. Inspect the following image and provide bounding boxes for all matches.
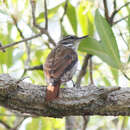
[89,57,94,84]
[76,54,92,86]
[0,120,11,129]
[12,16,31,68]
[30,0,56,46]
[110,2,130,25]
[44,0,48,30]
[0,33,43,51]
[60,0,69,23]
[113,15,128,25]
[0,74,130,118]
[25,64,43,71]
[103,0,110,23]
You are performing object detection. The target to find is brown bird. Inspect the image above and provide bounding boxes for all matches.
[44,35,88,101]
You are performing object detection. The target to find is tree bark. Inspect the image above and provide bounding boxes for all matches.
[0,74,130,118]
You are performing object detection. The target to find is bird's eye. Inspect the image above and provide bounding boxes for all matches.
[70,36,74,39]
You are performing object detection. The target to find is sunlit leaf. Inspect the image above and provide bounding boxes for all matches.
[128,14,130,32]
[0,9,8,15]
[110,67,119,84]
[102,75,111,86]
[128,55,130,63]
[95,10,121,69]
[77,3,94,36]
[0,33,13,67]
[36,4,62,24]
[13,48,24,63]
[79,37,120,68]
[66,3,77,34]
[61,24,68,36]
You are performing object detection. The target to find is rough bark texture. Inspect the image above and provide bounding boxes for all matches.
[0,74,130,118]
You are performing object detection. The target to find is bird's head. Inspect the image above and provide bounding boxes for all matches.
[59,35,88,50]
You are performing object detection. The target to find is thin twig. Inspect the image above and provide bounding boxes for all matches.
[60,0,69,37]
[21,64,43,78]
[60,0,69,23]
[103,0,110,23]
[25,64,43,71]
[113,0,117,10]
[123,72,130,81]
[0,33,43,51]
[30,0,56,46]
[76,54,92,86]
[0,42,6,52]
[0,120,11,129]
[0,113,36,118]
[119,29,129,49]
[44,0,48,30]
[31,0,43,31]
[89,57,94,84]
[113,15,128,25]
[10,117,26,130]
[110,2,130,24]
[12,16,31,67]
[82,116,89,130]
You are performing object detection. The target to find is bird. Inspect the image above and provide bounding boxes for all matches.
[44,35,88,101]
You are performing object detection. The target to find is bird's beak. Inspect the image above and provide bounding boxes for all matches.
[78,35,88,40]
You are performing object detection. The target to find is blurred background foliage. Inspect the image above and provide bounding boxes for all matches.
[0,0,130,129]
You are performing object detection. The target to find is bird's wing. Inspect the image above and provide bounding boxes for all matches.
[44,44,78,80]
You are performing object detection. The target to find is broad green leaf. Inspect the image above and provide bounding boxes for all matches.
[95,10,121,69]
[36,4,62,24]
[66,3,77,34]
[77,4,94,36]
[0,9,8,15]
[122,117,129,129]
[110,67,119,84]
[101,74,111,86]
[78,4,87,34]
[61,24,68,36]
[26,118,64,130]
[13,48,24,63]
[0,33,13,67]
[128,14,130,32]
[79,37,120,68]
[128,55,130,63]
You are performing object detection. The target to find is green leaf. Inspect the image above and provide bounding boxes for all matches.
[66,3,77,34]
[95,9,121,69]
[0,9,8,15]
[61,24,68,36]
[101,74,111,86]
[13,48,24,63]
[77,4,94,36]
[36,4,62,24]
[128,55,130,63]
[79,37,120,68]
[110,67,119,84]
[0,33,13,67]
[128,14,130,32]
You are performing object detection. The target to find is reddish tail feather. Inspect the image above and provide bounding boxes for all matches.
[45,82,60,101]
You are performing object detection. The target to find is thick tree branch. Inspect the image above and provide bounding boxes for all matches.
[0,74,130,118]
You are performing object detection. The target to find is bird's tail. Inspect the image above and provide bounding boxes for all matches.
[45,81,60,101]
